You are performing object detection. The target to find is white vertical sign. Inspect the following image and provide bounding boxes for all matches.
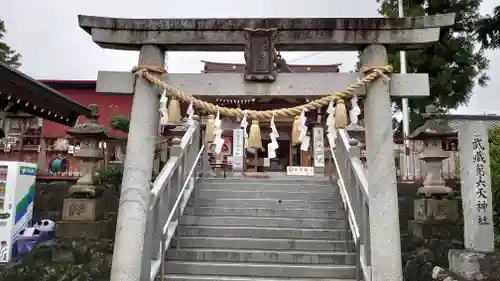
[232,129,244,172]
[458,122,495,252]
[313,127,325,167]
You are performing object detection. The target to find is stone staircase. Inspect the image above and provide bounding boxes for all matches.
[164,176,357,281]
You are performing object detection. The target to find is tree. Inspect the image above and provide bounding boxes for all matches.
[476,5,500,49]
[488,127,500,249]
[0,19,21,68]
[376,0,489,131]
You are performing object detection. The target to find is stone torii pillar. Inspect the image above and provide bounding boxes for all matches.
[112,46,165,281]
[78,14,455,281]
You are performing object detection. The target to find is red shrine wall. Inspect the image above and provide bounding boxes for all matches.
[42,86,132,139]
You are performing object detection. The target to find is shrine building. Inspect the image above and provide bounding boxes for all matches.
[201,60,342,172]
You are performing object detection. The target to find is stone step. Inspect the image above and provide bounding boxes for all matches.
[183,207,346,219]
[174,237,354,252]
[201,177,330,184]
[179,216,348,229]
[164,261,356,279]
[194,189,339,200]
[196,184,335,193]
[177,225,351,240]
[163,275,354,281]
[166,248,356,265]
[189,198,342,209]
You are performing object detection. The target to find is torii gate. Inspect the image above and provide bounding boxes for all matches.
[78,14,455,281]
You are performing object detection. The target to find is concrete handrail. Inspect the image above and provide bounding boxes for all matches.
[328,128,371,281]
[138,120,205,281]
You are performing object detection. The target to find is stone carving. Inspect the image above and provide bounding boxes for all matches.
[62,198,104,221]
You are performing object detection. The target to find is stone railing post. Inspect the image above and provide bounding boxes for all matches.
[110,45,165,281]
[170,137,182,157]
[361,44,403,281]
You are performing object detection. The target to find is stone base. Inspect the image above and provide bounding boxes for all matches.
[68,184,104,198]
[448,249,500,280]
[56,219,115,239]
[408,220,463,241]
[62,197,106,221]
[414,198,460,222]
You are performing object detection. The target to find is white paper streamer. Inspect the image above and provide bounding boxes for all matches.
[186,101,195,126]
[240,110,248,135]
[349,94,361,126]
[214,109,221,128]
[326,99,335,133]
[240,110,249,148]
[267,143,277,159]
[300,136,310,151]
[298,109,309,151]
[268,112,279,159]
[326,98,337,146]
[159,89,169,125]
[213,108,224,154]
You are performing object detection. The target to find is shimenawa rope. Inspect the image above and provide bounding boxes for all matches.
[131,65,392,121]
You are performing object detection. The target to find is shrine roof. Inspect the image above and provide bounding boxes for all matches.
[202,60,341,73]
[40,80,97,89]
[0,62,92,126]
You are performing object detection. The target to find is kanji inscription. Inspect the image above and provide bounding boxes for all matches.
[472,135,490,226]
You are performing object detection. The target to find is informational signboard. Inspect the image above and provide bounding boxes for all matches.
[286,166,314,176]
[232,129,244,172]
[313,127,325,168]
[207,136,232,156]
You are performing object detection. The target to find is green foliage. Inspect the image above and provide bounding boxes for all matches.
[0,19,21,68]
[489,127,500,250]
[110,116,130,133]
[376,0,489,130]
[476,5,500,49]
[0,238,113,281]
[94,166,123,186]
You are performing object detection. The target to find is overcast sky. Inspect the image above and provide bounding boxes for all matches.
[1,0,498,114]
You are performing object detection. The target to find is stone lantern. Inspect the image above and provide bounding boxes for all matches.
[67,104,109,197]
[408,104,454,197]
